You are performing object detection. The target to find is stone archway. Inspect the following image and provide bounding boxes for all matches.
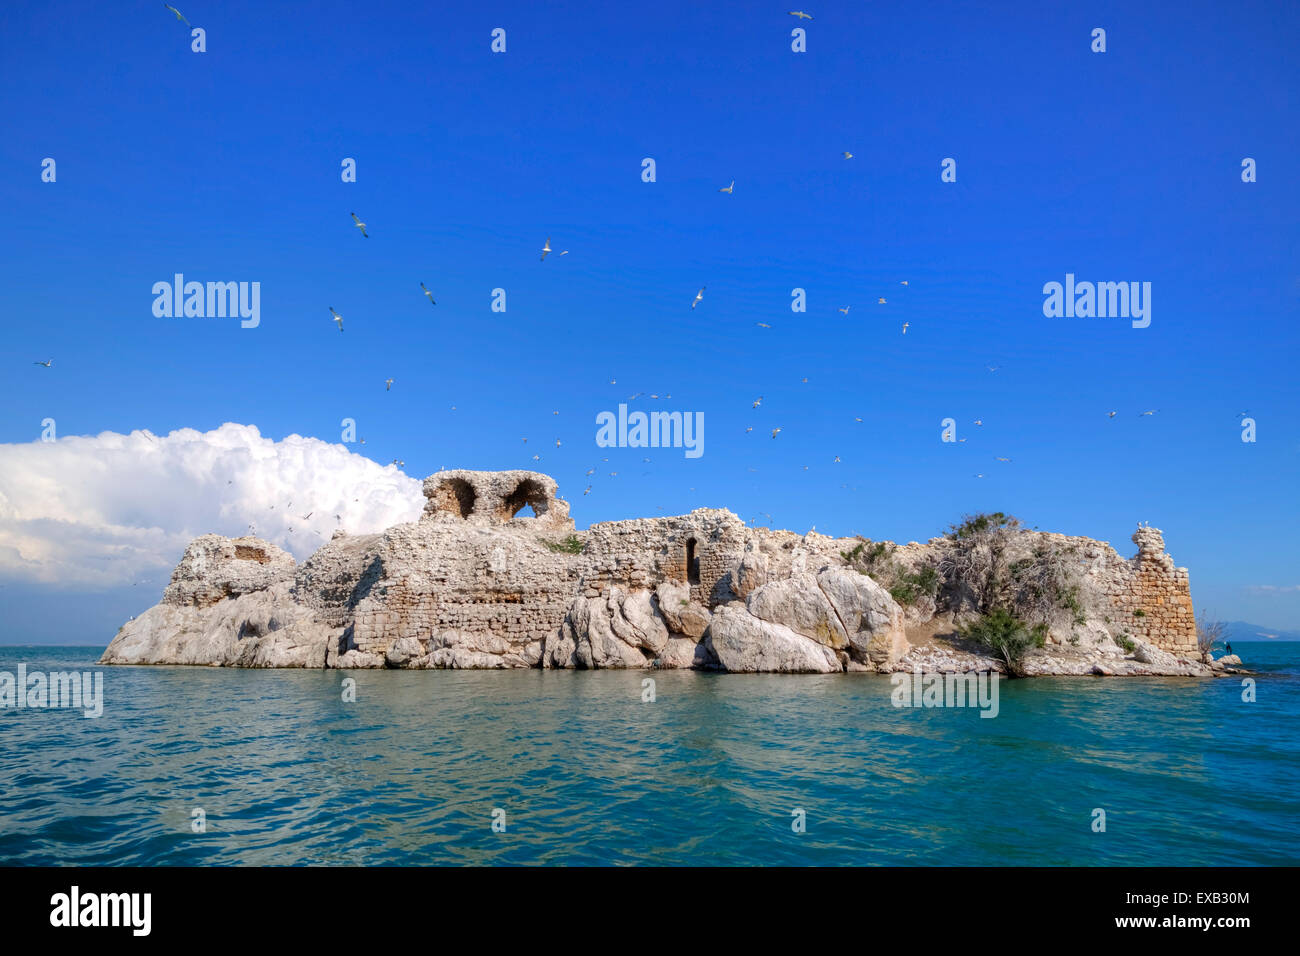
[501,478,549,520]
[432,477,477,519]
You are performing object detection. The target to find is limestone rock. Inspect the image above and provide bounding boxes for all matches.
[100,469,1208,677]
[706,603,841,673]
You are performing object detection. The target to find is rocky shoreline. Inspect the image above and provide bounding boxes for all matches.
[101,469,1244,678]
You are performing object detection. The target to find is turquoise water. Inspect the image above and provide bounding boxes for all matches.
[1,644,1297,866]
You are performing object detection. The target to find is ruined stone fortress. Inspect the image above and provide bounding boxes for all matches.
[101,469,1212,676]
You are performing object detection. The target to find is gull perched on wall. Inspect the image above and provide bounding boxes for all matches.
[350,213,368,238]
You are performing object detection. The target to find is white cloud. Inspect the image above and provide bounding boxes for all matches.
[0,423,424,589]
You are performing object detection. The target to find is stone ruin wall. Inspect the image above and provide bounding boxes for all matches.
[1021,526,1196,653]
[580,510,748,607]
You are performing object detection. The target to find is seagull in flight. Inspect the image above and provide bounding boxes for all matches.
[163,3,190,26]
[1139,409,1158,416]
[385,378,394,391]
[33,359,52,367]
[1108,411,1117,418]
[995,457,1011,462]
[752,396,763,408]
[900,280,909,286]
[901,321,909,334]
[771,427,782,438]
[329,307,344,332]
[350,212,368,238]
[987,365,1000,372]
[719,180,734,194]
[789,10,814,20]
[584,485,592,495]
[842,151,853,159]
[756,322,771,328]
[541,237,553,261]
[299,512,313,520]
[973,419,983,426]
[838,306,850,315]
[878,297,887,305]
[691,287,706,309]
[420,282,436,305]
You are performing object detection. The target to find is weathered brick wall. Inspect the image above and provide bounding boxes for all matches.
[1105,527,1196,653]
[580,509,748,606]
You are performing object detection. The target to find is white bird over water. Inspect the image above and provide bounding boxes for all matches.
[34,359,52,367]
[163,3,190,26]
[350,212,368,238]
[329,307,344,332]
[789,10,814,20]
[692,287,706,309]
[420,282,436,305]
[719,180,734,194]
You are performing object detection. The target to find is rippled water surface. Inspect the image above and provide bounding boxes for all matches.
[2,645,1297,865]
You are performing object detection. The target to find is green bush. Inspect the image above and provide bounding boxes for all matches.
[842,538,939,608]
[958,608,1046,678]
[544,535,584,554]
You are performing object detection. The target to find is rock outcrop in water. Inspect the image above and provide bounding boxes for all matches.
[101,469,1233,676]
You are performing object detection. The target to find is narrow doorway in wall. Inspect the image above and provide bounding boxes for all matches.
[686,537,700,585]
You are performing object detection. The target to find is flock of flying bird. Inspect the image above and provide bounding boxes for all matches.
[27,4,1198,539]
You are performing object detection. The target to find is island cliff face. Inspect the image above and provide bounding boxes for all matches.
[101,469,1224,676]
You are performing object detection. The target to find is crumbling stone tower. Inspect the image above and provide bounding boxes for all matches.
[1112,525,1197,654]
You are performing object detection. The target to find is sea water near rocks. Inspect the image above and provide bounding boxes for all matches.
[1,644,1297,866]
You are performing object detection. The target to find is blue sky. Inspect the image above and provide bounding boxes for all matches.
[1,0,1298,641]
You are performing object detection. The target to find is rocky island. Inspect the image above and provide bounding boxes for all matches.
[101,469,1241,677]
